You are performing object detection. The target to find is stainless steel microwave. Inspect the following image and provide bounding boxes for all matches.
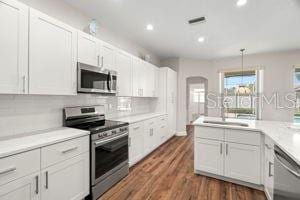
[77,63,117,94]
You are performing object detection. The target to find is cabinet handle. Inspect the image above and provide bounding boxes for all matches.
[45,171,49,189]
[0,166,16,176]
[226,144,228,155]
[161,125,165,128]
[129,137,131,147]
[61,146,78,154]
[269,162,274,177]
[97,55,100,66]
[220,143,223,155]
[133,126,140,130]
[22,76,26,93]
[142,89,143,96]
[101,56,104,67]
[265,144,272,150]
[35,175,39,194]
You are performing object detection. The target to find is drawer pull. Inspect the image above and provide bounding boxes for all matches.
[161,126,165,128]
[61,146,78,154]
[269,162,274,177]
[265,144,272,149]
[161,118,165,121]
[133,126,140,130]
[0,167,16,176]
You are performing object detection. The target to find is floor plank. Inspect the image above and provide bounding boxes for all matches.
[100,125,266,200]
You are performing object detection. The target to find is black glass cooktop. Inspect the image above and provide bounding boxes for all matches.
[71,120,128,133]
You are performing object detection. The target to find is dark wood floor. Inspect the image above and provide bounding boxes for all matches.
[100,126,266,200]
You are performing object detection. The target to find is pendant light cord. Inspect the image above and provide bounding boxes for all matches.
[240,49,245,85]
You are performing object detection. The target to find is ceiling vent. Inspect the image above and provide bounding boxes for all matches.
[188,16,206,25]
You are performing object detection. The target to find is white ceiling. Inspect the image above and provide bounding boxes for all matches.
[64,0,300,59]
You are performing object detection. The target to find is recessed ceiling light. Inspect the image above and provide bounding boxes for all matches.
[198,37,205,43]
[146,24,154,31]
[237,0,247,7]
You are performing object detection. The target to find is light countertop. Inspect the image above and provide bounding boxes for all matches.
[193,116,300,165]
[109,113,167,124]
[0,127,89,159]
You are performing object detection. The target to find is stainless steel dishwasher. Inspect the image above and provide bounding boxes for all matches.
[274,145,300,200]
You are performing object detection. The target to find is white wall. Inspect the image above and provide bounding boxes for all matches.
[19,0,161,65]
[166,50,300,133]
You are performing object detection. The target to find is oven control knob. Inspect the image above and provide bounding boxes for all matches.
[111,130,117,135]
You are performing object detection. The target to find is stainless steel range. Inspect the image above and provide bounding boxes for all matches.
[63,106,129,200]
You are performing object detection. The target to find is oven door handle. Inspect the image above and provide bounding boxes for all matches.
[94,132,128,147]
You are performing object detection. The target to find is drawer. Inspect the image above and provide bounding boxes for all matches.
[225,129,261,146]
[41,136,89,169]
[129,121,144,135]
[195,126,224,141]
[0,149,40,186]
[145,118,156,127]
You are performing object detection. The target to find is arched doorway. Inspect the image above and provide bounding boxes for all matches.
[186,76,208,124]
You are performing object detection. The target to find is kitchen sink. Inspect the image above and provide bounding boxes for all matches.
[203,120,249,127]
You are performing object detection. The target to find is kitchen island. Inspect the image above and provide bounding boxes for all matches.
[193,116,300,200]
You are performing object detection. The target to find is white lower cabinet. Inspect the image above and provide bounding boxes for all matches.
[194,127,262,186]
[0,172,40,200]
[41,153,89,200]
[129,122,144,166]
[0,135,89,200]
[195,138,223,176]
[264,137,274,200]
[128,115,169,166]
[224,142,261,184]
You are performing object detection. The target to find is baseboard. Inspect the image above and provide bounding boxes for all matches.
[175,131,187,136]
[194,170,264,191]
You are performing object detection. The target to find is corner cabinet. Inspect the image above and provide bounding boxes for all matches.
[0,0,28,94]
[29,9,77,95]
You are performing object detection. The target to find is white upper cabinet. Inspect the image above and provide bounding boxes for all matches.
[0,0,28,94]
[29,9,77,95]
[143,62,156,97]
[115,50,132,96]
[132,58,143,97]
[99,41,116,71]
[77,31,100,67]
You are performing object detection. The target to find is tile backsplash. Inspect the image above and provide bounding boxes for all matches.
[0,94,156,138]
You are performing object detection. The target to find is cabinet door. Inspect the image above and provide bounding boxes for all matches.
[99,42,116,71]
[41,153,89,200]
[115,50,132,96]
[78,31,99,67]
[129,123,144,166]
[132,58,142,97]
[167,69,177,136]
[0,172,40,200]
[264,140,274,200]
[143,62,155,97]
[29,9,77,95]
[0,0,28,94]
[194,138,224,176]
[224,142,261,184]
[143,119,157,155]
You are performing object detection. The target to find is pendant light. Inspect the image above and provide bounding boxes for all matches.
[235,49,251,95]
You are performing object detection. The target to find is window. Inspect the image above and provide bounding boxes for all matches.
[193,88,205,103]
[223,70,257,119]
[294,67,300,123]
